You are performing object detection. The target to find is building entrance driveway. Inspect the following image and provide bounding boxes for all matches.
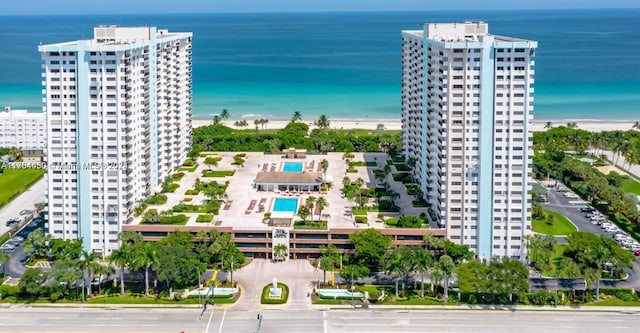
[231,259,321,311]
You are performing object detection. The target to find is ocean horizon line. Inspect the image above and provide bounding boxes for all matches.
[2,7,639,18]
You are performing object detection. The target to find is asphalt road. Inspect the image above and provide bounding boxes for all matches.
[0,308,637,333]
[0,178,45,236]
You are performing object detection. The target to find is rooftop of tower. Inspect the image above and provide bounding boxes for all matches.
[402,22,534,44]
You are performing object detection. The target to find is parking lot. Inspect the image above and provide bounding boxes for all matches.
[1,213,44,278]
[541,181,640,253]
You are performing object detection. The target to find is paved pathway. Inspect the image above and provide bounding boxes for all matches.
[231,259,321,311]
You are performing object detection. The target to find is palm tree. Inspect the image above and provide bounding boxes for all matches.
[260,118,269,130]
[79,250,102,299]
[436,255,455,304]
[234,120,241,129]
[273,244,288,261]
[240,119,249,129]
[544,122,553,129]
[132,242,159,296]
[412,246,434,298]
[298,205,311,222]
[109,245,132,296]
[291,111,302,123]
[253,119,260,131]
[315,197,328,221]
[220,109,230,124]
[320,159,329,181]
[382,247,414,298]
[305,196,316,220]
[632,121,640,130]
[315,114,330,130]
[93,263,115,296]
[566,122,578,129]
[212,115,221,125]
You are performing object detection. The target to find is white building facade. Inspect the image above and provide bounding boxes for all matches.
[39,26,193,255]
[401,22,537,259]
[0,107,46,150]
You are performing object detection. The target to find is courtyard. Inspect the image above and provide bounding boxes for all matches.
[131,151,433,231]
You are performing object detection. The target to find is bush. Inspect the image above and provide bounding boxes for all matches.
[134,203,148,217]
[161,183,179,193]
[394,163,410,171]
[185,189,200,195]
[182,159,196,167]
[146,194,168,205]
[183,197,193,202]
[172,172,185,181]
[196,215,213,223]
[202,170,235,177]
[378,200,400,212]
[346,167,358,173]
[392,173,411,182]
[204,156,222,165]
[355,216,368,224]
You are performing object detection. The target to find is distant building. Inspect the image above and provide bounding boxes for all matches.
[39,26,193,255]
[401,22,537,259]
[0,107,46,150]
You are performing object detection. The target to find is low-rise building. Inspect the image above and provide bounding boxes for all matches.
[0,107,46,150]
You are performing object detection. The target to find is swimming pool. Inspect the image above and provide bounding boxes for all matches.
[282,162,303,172]
[273,198,298,213]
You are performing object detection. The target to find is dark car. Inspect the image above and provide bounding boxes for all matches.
[634,250,640,257]
[579,207,594,213]
[5,218,20,227]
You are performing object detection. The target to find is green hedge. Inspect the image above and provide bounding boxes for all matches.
[394,163,410,171]
[202,170,235,177]
[196,214,213,223]
[185,189,200,195]
[260,283,289,304]
[146,194,168,205]
[355,216,367,224]
[0,232,12,246]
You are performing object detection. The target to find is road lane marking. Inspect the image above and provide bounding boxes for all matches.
[217,309,226,333]
[323,311,328,333]
[204,307,215,333]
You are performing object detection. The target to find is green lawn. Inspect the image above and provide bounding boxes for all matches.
[586,299,640,306]
[541,244,568,277]
[202,170,235,177]
[532,210,578,235]
[293,221,328,230]
[621,180,640,195]
[0,168,45,208]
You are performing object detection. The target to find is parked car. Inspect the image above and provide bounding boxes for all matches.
[5,218,20,227]
[0,243,15,251]
[19,209,33,215]
[633,250,640,257]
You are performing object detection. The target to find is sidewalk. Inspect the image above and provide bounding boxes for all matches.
[316,303,640,312]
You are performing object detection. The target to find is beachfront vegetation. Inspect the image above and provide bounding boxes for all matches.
[533,127,640,240]
[190,121,401,156]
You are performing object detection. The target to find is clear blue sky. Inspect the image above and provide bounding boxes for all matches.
[4,0,639,15]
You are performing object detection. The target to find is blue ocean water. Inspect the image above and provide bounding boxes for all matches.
[0,10,639,121]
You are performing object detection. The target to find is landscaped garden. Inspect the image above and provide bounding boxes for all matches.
[532,208,577,236]
[260,282,289,304]
[293,220,328,230]
[621,179,640,195]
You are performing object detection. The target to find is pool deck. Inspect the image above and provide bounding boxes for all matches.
[131,151,430,230]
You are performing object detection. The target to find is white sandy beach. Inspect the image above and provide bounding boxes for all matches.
[193,119,636,132]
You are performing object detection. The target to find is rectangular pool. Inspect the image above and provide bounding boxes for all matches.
[282,162,303,172]
[273,198,298,213]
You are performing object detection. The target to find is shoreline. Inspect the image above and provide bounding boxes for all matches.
[192,119,637,132]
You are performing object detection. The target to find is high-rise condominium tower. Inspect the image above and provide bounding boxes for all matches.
[39,26,192,255]
[401,22,537,259]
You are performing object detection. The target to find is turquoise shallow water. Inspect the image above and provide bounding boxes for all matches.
[0,10,639,121]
